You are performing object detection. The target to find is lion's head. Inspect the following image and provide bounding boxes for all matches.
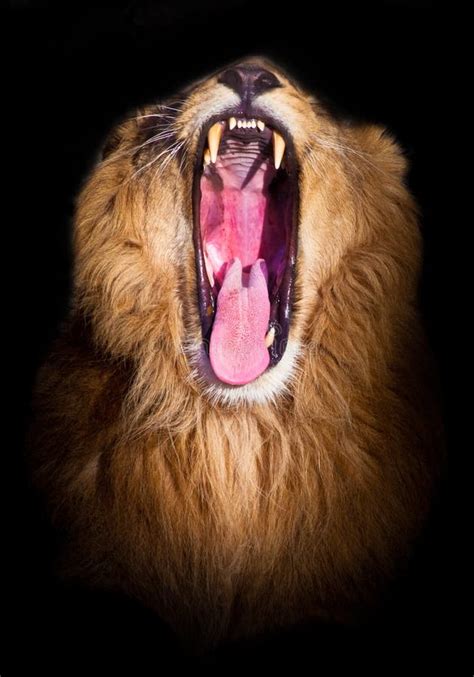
[74,56,416,409]
[33,57,439,646]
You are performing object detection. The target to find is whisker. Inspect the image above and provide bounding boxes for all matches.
[152,139,188,180]
[99,124,182,168]
[308,133,390,178]
[134,114,178,120]
[133,103,186,119]
[129,138,186,181]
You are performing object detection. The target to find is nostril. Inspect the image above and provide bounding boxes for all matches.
[253,71,281,93]
[218,68,244,94]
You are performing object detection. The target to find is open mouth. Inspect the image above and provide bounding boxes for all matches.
[193,112,298,386]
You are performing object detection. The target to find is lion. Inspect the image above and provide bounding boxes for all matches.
[30,57,442,648]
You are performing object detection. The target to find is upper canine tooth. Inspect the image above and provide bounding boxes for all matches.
[229,116,237,130]
[208,122,223,163]
[257,120,265,131]
[272,130,285,170]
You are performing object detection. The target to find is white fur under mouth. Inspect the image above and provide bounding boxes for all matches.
[185,339,302,406]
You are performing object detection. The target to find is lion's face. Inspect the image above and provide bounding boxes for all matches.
[76,57,406,406]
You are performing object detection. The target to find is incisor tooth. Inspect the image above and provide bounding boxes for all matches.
[229,117,237,130]
[265,326,276,348]
[203,148,211,166]
[238,119,243,128]
[257,120,265,131]
[272,130,285,169]
[208,122,223,163]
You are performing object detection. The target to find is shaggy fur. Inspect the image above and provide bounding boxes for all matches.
[30,57,441,646]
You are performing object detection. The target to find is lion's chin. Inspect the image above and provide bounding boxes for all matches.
[187,337,302,407]
[193,112,298,386]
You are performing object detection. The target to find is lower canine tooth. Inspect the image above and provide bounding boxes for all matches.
[208,122,223,163]
[272,131,285,170]
[229,117,237,130]
[203,148,211,166]
[265,327,276,348]
[257,120,265,131]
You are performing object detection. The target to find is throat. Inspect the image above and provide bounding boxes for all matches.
[200,153,276,288]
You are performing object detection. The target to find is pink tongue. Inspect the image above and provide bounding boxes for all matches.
[209,258,270,385]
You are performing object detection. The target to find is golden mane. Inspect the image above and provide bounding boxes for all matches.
[31,57,441,647]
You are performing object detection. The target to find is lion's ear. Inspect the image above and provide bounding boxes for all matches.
[350,124,409,180]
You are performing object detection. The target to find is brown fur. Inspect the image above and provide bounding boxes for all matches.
[30,58,441,646]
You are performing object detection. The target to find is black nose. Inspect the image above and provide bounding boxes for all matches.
[218,64,281,102]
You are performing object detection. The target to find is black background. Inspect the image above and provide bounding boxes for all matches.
[3,1,462,673]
